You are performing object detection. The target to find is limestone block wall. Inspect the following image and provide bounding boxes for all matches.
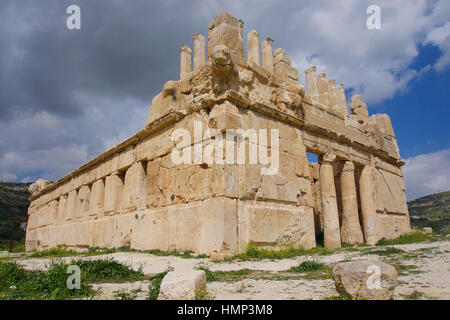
[26,12,410,255]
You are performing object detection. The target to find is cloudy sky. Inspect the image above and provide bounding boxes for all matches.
[0,0,449,200]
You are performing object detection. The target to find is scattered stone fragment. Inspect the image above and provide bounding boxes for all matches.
[332,260,398,300]
[158,269,207,300]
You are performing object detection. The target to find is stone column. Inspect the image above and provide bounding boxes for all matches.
[180,44,192,80]
[104,172,124,215]
[49,199,59,224]
[340,161,364,245]
[193,33,206,70]
[208,11,244,58]
[318,73,330,106]
[328,80,338,111]
[90,178,105,218]
[66,189,78,222]
[359,165,379,245]
[261,38,274,74]
[57,194,67,225]
[305,66,319,101]
[319,154,341,248]
[121,162,147,212]
[336,84,348,116]
[247,30,260,66]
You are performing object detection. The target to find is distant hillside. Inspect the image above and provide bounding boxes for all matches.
[408,190,450,234]
[0,182,31,240]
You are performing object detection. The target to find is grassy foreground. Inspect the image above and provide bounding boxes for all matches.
[0,259,145,300]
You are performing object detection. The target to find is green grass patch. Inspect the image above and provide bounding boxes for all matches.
[287,260,324,273]
[197,267,254,282]
[148,270,170,300]
[30,247,81,258]
[144,249,208,259]
[376,232,442,246]
[196,264,332,282]
[363,247,406,256]
[29,246,209,260]
[113,289,140,300]
[222,244,334,261]
[321,293,360,300]
[72,259,144,282]
[0,258,146,300]
[0,260,93,300]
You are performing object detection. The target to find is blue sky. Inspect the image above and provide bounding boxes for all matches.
[0,0,449,201]
[386,45,450,158]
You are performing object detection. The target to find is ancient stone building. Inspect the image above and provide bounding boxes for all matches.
[25,12,410,256]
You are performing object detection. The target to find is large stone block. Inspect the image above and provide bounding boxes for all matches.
[104,173,124,214]
[131,208,169,251]
[121,162,147,212]
[238,201,315,252]
[111,214,133,248]
[375,169,408,215]
[166,198,238,256]
[89,179,105,218]
[377,214,410,240]
[77,221,94,248]
[333,260,398,300]
[158,269,207,300]
[93,218,114,248]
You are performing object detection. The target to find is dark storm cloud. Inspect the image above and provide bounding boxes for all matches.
[0,0,212,121]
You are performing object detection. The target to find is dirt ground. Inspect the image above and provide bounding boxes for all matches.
[3,240,449,300]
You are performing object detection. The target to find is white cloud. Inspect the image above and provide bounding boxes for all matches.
[202,0,450,105]
[424,21,450,72]
[403,149,450,200]
[0,95,149,182]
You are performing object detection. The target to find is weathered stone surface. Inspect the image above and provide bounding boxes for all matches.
[131,208,169,251]
[339,161,364,245]
[360,166,380,245]
[320,154,341,248]
[28,179,51,197]
[247,30,260,66]
[193,33,206,70]
[238,201,316,252]
[180,44,192,80]
[350,95,369,118]
[261,38,274,73]
[208,11,244,58]
[305,66,319,101]
[317,73,330,106]
[158,269,207,300]
[333,260,398,300]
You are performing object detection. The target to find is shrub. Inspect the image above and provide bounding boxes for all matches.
[0,261,26,289]
[288,260,324,273]
[73,259,143,281]
[148,270,169,300]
